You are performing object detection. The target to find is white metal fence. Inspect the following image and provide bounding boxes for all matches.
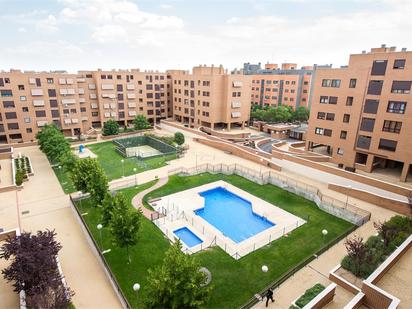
[167,163,371,226]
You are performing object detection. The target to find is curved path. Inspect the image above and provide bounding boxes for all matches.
[131,176,169,219]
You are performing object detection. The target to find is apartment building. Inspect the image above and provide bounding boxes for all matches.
[243,62,313,109]
[169,65,252,130]
[0,69,170,144]
[306,45,412,182]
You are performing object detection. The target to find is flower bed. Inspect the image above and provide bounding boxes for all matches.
[14,156,33,177]
[341,215,412,279]
[290,283,326,308]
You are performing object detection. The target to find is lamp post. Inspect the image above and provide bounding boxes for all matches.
[259,158,264,175]
[97,224,103,250]
[262,265,269,273]
[133,283,140,304]
[121,159,125,178]
[322,229,328,242]
[345,185,352,208]
[133,167,137,186]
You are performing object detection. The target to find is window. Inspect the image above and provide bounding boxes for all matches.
[286,81,290,85]
[49,99,58,107]
[331,79,341,87]
[8,123,19,130]
[35,110,46,117]
[315,127,324,135]
[5,112,17,119]
[3,101,15,108]
[317,112,325,120]
[117,84,123,91]
[51,110,60,118]
[337,148,344,155]
[340,131,347,139]
[363,99,379,114]
[343,114,350,123]
[378,139,397,152]
[22,107,29,112]
[320,96,329,103]
[117,75,122,80]
[20,96,26,101]
[391,81,411,94]
[349,79,357,88]
[92,112,98,117]
[323,129,332,136]
[18,85,25,90]
[322,79,331,87]
[86,74,92,78]
[371,60,387,75]
[383,120,402,133]
[326,113,335,121]
[367,80,384,95]
[48,89,56,97]
[0,90,13,97]
[393,59,405,69]
[26,128,33,133]
[360,118,375,132]
[47,78,54,84]
[101,75,106,79]
[328,96,338,104]
[24,117,30,123]
[346,96,354,106]
[387,101,406,114]
[357,135,371,149]
[118,93,124,101]
[35,78,41,87]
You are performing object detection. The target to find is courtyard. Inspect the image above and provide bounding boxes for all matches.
[74,172,353,308]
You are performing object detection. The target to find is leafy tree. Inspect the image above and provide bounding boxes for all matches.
[133,115,150,130]
[70,158,108,206]
[174,132,185,145]
[109,193,142,263]
[145,240,212,309]
[102,119,119,136]
[36,125,71,164]
[59,151,77,171]
[293,106,310,122]
[343,236,371,277]
[0,230,74,308]
[101,192,114,226]
[373,221,397,249]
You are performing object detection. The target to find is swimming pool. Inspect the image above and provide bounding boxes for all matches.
[196,187,275,243]
[173,227,203,248]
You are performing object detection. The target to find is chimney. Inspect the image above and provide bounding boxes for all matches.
[362,50,366,54]
[381,44,386,48]
[402,47,407,51]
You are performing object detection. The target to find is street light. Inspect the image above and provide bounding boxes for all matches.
[133,167,137,186]
[259,158,264,175]
[133,283,140,304]
[345,185,352,208]
[97,224,103,250]
[121,159,125,177]
[322,229,328,241]
[262,265,269,273]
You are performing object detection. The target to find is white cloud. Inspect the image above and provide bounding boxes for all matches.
[159,4,173,10]
[36,15,59,33]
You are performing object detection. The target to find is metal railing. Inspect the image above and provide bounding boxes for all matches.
[168,163,371,226]
[68,195,131,309]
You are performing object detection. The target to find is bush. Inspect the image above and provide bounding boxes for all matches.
[133,115,151,130]
[294,283,325,308]
[102,119,119,136]
[15,170,24,186]
[174,132,185,145]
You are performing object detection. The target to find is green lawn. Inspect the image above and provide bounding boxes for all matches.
[75,173,354,309]
[54,141,176,193]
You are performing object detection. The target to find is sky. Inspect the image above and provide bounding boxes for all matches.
[1,0,412,72]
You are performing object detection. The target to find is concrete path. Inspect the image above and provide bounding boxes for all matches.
[0,146,122,309]
[131,176,168,219]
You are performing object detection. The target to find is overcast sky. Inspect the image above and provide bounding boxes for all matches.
[1,0,411,72]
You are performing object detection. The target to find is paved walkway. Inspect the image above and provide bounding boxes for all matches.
[131,176,168,219]
[0,146,122,309]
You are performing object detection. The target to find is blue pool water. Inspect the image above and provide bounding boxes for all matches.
[195,187,275,243]
[173,227,203,248]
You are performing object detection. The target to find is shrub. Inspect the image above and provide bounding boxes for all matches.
[102,119,119,136]
[174,132,185,145]
[15,170,24,186]
[294,283,325,308]
[133,115,151,130]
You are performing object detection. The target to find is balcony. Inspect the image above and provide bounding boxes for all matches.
[233,81,243,88]
[127,84,135,90]
[88,84,96,90]
[128,102,136,108]
[37,120,48,127]
[64,119,72,124]
[71,118,79,124]
[104,112,111,118]
[101,84,114,90]
[103,104,110,109]
[128,111,137,116]
[66,78,74,85]
[77,78,86,83]
[59,78,67,85]
[231,101,241,108]
[231,111,241,118]
[61,98,76,105]
[127,93,136,99]
[89,93,97,99]
[33,99,45,107]
[79,98,86,103]
[91,103,98,109]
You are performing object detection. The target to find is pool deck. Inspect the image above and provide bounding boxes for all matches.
[151,180,305,258]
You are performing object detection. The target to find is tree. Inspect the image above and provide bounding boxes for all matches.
[70,158,108,206]
[145,240,212,309]
[36,125,71,164]
[59,151,77,171]
[101,192,114,226]
[133,115,150,130]
[174,132,185,145]
[374,221,397,249]
[109,193,142,263]
[102,119,119,136]
[0,230,74,308]
[293,106,310,122]
[344,236,371,277]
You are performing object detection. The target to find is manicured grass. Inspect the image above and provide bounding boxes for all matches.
[76,173,354,309]
[74,181,170,309]
[53,141,176,193]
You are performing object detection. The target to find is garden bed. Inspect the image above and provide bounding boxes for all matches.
[290,283,325,308]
